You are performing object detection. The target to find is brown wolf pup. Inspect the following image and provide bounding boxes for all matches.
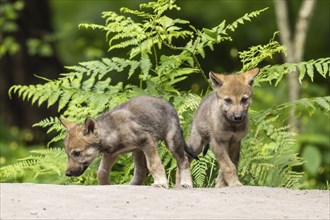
[187,68,260,187]
[60,96,198,188]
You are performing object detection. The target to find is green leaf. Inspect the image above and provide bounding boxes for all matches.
[47,91,61,108]
[203,28,218,41]
[158,16,173,29]
[140,53,152,80]
[302,145,322,175]
[58,91,74,112]
[306,63,314,82]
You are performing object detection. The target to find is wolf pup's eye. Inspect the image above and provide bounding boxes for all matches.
[224,98,232,105]
[241,97,248,104]
[241,97,249,104]
[72,151,81,158]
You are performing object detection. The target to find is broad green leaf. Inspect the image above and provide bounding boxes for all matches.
[302,145,322,176]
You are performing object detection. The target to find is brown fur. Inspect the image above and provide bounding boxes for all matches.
[61,96,198,188]
[185,68,259,187]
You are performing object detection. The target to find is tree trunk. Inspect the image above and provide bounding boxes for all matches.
[273,0,316,132]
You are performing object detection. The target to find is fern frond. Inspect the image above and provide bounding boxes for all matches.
[173,92,201,118]
[0,148,100,185]
[9,56,141,145]
[240,38,286,72]
[140,0,181,17]
[259,58,330,86]
[222,8,269,38]
[33,118,65,147]
[0,148,66,181]
[189,8,268,57]
[238,96,323,188]
[191,152,217,187]
[78,23,105,31]
[110,154,134,185]
[240,131,303,188]
[252,96,330,125]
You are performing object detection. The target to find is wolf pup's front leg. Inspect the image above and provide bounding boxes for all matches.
[211,139,242,187]
[129,151,149,185]
[97,153,117,185]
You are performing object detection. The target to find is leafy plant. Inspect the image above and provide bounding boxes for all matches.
[2,0,330,188]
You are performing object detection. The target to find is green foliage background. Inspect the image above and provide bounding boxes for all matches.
[1,0,329,189]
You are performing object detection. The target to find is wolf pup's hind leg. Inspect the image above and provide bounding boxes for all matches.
[141,136,168,188]
[166,130,193,188]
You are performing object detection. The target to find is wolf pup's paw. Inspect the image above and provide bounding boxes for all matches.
[152,183,169,189]
[228,181,243,187]
[179,183,192,189]
[215,180,227,188]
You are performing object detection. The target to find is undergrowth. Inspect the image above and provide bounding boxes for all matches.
[1,0,329,188]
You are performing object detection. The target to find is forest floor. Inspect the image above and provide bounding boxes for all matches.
[0,183,329,220]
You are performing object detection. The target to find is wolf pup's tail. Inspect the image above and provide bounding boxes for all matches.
[184,143,199,160]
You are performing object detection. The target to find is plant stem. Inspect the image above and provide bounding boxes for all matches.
[160,37,209,86]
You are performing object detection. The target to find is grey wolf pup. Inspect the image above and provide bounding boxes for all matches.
[60,96,198,188]
[187,68,259,187]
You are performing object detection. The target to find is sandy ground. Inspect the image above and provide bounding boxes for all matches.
[0,183,329,220]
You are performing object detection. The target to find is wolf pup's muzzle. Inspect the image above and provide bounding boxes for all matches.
[232,112,245,123]
[65,164,88,177]
[225,111,246,123]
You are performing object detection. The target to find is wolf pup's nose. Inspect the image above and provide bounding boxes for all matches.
[65,170,72,177]
[234,116,242,121]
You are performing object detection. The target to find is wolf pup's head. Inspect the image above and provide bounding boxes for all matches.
[60,118,101,177]
[209,68,260,123]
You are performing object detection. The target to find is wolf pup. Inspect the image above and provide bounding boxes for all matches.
[187,68,259,187]
[60,96,198,188]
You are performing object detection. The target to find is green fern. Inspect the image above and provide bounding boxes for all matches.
[0,148,65,182]
[9,58,139,144]
[5,0,330,188]
[253,96,330,124]
[110,154,134,185]
[0,147,101,185]
[240,121,303,188]
[157,143,177,187]
[9,1,268,146]
[191,151,217,187]
[198,7,269,51]
[222,8,269,36]
[258,58,330,86]
[239,36,287,72]
[240,96,330,188]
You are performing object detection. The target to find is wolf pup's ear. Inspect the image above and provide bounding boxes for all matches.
[244,68,260,86]
[60,118,75,131]
[84,117,97,135]
[209,71,224,88]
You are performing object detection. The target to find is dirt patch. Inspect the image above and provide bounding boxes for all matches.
[0,183,329,220]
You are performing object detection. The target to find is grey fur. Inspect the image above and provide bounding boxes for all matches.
[61,96,198,188]
[186,68,259,187]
